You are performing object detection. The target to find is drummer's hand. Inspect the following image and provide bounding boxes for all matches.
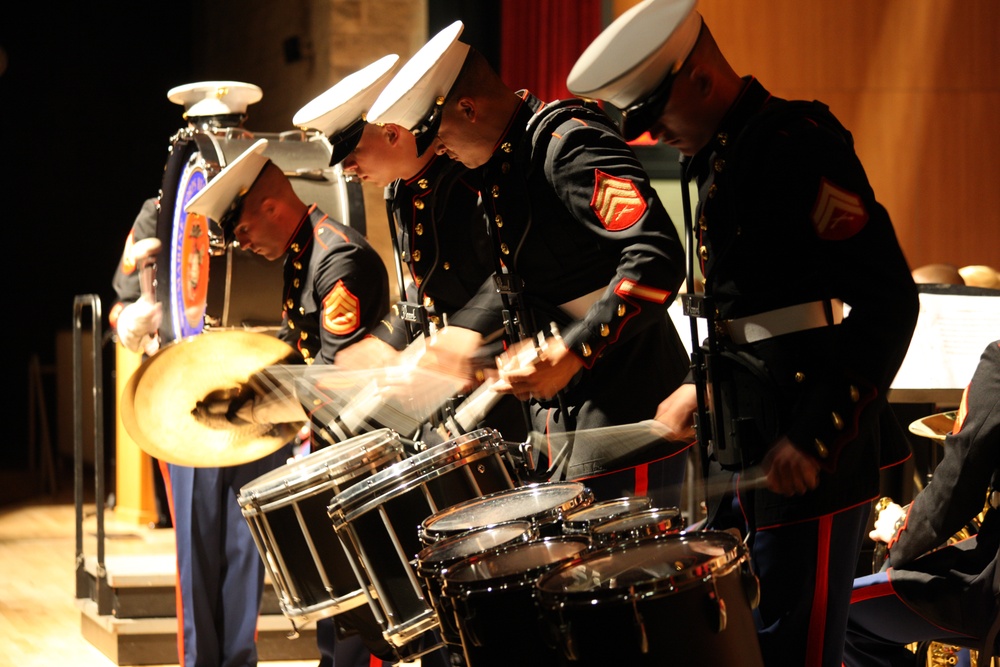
[192,378,306,429]
[870,502,906,544]
[763,438,821,496]
[117,297,161,356]
[415,326,483,393]
[334,336,401,370]
[494,337,581,401]
[653,384,699,443]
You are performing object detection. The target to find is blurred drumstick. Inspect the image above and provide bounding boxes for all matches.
[134,237,162,357]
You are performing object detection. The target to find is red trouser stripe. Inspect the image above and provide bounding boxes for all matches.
[806,514,833,666]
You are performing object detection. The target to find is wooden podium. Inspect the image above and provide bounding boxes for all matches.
[114,344,159,526]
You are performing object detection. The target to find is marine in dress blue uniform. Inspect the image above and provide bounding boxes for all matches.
[568,2,919,665]
[113,82,299,667]
[367,21,693,510]
[844,340,1000,665]
[184,137,389,667]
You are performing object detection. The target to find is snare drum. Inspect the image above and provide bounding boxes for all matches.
[536,531,763,666]
[560,496,653,537]
[440,535,591,667]
[415,520,536,647]
[237,429,405,627]
[588,505,684,547]
[419,481,594,545]
[155,126,362,340]
[326,428,517,660]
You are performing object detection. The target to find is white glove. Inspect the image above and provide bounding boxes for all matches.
[192,371,307,429]
[117,297,162,355]
[870,501,906,544]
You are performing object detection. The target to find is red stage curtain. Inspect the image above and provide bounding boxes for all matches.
[500,0,604,103]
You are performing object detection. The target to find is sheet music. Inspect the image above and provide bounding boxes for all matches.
[891,290,1000,394]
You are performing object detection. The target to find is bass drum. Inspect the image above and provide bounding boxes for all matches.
[154,126,366,343]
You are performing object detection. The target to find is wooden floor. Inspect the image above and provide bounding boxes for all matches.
[0,469,316,667]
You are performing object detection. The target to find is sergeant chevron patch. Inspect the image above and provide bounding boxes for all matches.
[810,177,869,240]
[322,280,360,336]
[591,169,646,230]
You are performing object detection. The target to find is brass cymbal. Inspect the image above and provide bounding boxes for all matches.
[121,330,302,467]
[908,411,958,443]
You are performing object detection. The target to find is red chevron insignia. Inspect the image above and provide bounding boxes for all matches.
[323,280,360,336]
[810,178,869,240]
[590,169,647,231]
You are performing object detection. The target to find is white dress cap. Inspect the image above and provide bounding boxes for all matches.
[167,80,263,118]
[567,0,700,109]
[293,54,400,136]
[184,139,270,224]
[366,21,470,131]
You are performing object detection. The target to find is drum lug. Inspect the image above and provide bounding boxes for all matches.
[741,561,761,609]
[629,586,650,654]
[706,575,728,633]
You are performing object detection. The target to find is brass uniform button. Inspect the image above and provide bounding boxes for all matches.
[491,185,500,197]
[415,223,424,235]
[500,243,510,255]
[495,215,503,228]
[293,261,302,270]
[293,278,300,288]
[412,250,421,262]
[579,343,592,358]
[501,142,513,153]
[286,298,294,309]
[794,372,806,383]
[849,385,860,402]
[300,331,308,340]
[287,319,295,329]
[717,132,728,146]
[443,261,451,270]
[418,178,429,189]
[814,439,828,458]
[599,324,609,337]
[414,199,425,210]
[831,412,844,430]
[291,243,300,252]
[699,245,708,261]
[714,159,725,173]
[617,304,626,317]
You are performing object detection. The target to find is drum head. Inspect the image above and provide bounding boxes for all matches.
[417,520,534,569]
[422,482,591,539]
[562,496,652,533]
[238,429,403,507]
[589,506,682,544]
[327,428,504,522]
[444,536,590,589]
[537,531,745,601]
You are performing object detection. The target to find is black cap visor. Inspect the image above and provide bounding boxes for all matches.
[328,117,367,166]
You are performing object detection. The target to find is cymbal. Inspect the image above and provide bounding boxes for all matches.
[908,411,958,442]
[121,330,302,467]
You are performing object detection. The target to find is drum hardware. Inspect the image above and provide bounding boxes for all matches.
[587,506,684,547]
[237,429,407,631]
[326,429,519,661]
[419,482,594,546]
[120,329,303,467]
[440,535,592,667]
[535,531,764,666]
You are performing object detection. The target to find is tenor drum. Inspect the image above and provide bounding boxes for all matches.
[536,531,764,666]
[419,481,594,546]
[237,429,405,627]
[415,520,537,647]
[440,536,591,667]
[326,428,518,661]
[587,505,684,547]
[155,126,365,342]
[560,496,653,538]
